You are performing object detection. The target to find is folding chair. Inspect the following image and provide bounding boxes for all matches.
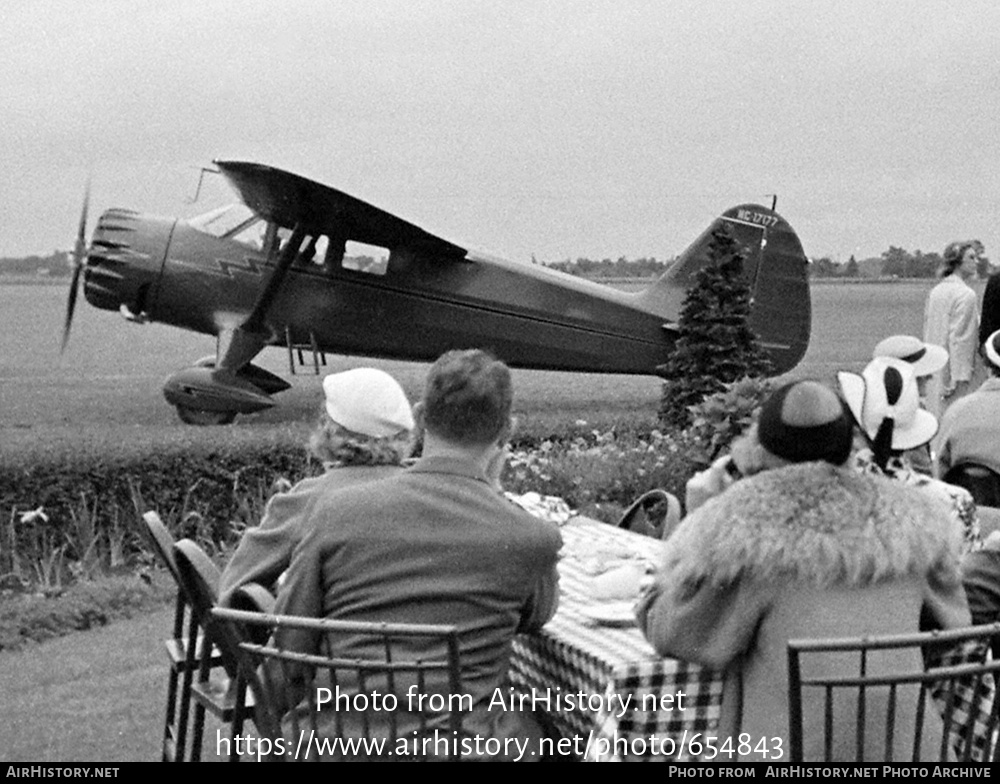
[211,607,465,761]
[787,623,1000,762]
[172,539,264,762]
[135,510,222,761]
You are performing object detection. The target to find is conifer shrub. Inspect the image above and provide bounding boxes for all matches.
[657,223,773,428]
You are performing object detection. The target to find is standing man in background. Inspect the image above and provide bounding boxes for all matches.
[271,349,562,760]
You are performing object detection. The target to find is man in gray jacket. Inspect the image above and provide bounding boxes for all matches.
[272,349,563,761]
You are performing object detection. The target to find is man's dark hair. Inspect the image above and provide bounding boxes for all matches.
[422,349,512,446]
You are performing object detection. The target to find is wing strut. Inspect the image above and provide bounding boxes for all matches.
[216,224,306,371]
[244,224,306,333]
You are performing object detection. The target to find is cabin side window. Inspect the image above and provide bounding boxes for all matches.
[340,241,389,276]
[277,232,390,275]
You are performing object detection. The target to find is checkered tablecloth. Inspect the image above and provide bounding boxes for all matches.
[927,638,999,761]
[508,516,725,761]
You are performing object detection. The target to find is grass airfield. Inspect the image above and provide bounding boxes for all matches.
[0,277,956,763]
[0,279,935,464]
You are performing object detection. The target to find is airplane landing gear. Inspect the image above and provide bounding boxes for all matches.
[174,405,237,426]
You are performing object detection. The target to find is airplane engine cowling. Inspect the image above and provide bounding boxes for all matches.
[163,367,275,414]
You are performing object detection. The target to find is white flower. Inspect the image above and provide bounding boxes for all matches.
[19,506,49,525]
[271,477,293,495]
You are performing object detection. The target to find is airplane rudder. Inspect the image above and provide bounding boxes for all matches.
[731,205,810,375]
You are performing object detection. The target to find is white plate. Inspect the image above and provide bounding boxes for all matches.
[579,602,637,627]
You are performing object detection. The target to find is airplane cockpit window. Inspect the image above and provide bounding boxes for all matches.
[229,220,267,250]
[342,240,389,276]
[189,204,266,250]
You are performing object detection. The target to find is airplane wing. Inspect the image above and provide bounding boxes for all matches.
[214,160,468,260]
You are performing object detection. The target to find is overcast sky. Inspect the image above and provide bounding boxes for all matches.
[2,0,997,264]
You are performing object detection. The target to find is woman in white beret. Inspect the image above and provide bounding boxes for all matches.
[219,367,414,603]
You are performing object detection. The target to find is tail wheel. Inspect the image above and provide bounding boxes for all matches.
[174,406,236,426]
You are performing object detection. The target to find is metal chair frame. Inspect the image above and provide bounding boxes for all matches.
[212,607,465,761]
[787,623,1000,762]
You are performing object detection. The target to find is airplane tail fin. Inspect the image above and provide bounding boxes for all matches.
[634,204,811,375]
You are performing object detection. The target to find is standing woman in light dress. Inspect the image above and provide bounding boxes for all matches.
[923,241,980,419]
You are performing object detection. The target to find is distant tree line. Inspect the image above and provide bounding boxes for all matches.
[540,255,672,278]
[2,249,671,279]
[810,241,989,279]
[0,251,71,276]
[2,243,990,281]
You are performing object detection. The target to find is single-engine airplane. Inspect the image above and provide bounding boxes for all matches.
[62,161,811,425]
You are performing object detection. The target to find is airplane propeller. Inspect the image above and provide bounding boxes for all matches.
[61,181,90,353]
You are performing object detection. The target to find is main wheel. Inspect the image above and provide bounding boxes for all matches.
[174,406,237,426]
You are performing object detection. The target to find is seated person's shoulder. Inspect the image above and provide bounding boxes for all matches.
[271,467,380,501]
[308,472,401,511]
[863,467,955,512]
[942,394,979,422]
[311,463,402,490]
[528,513,563,554]
[264,468,389,514]
[681,462,949,539]
[500,494,564,550]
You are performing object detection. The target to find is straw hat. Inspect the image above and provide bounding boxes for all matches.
[872,335,947,378]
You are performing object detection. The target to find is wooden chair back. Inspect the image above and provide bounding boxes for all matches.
[172,539,254,761]
[172,540,240,679]
[140,511,182,581]
[135,507,194,761]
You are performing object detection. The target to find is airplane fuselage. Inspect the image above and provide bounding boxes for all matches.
[86,206,808,379]
[75,161,809,423]
[90,216,677,374]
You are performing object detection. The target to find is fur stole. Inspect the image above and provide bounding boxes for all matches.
[665,461,962,589]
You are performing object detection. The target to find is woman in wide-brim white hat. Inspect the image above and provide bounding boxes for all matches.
[839,356,981,555]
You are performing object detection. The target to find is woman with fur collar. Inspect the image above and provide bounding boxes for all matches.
[637,380,971,762]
